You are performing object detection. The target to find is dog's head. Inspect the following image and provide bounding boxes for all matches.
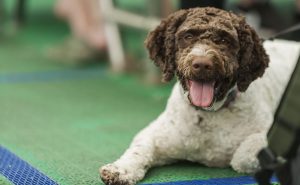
[145,7,269,109]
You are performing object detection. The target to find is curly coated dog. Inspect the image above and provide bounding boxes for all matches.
[100,7,300,185]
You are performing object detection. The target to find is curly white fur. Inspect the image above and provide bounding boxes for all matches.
[100,40,300,185]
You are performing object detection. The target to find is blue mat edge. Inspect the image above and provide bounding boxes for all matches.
[142,176,278,185]
[0,145,58,185]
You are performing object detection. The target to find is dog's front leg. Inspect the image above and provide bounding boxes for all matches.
[100,114,171,185]
[100,145,152,185]
[230,133,267,173]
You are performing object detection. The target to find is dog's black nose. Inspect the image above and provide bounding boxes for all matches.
[192,57,213,73]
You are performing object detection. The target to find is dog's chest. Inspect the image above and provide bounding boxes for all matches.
[178,109,247,146]
[170,101,271,163]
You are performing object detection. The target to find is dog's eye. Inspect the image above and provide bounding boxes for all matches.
[220,38,229,44]
[184,33,194,41]
[219,36,232,44]
[213,37,230,45]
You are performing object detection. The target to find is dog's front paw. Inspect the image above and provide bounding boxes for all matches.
[100,164,136,185]
[230,133,266,173]
[230,155,260,173]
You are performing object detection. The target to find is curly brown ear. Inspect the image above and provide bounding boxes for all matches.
[145,10,188,82]
[236,17,270,92]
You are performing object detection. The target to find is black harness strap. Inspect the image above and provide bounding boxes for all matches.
[264,23,300,41]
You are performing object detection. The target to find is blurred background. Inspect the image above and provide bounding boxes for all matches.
[1,0,300,83]
[0,0,300,185]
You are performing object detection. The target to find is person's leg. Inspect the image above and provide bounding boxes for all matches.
[65,0,91,41]
[54,0,90,39]
[83,0,106,50]
[58,0,106,50]
[297,0,300,11]
[147,0,173,17]
[296,0,300,18]
[50,0,106,63]
[54,0,76,21]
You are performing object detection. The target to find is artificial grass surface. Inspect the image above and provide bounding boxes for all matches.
[0,76,240,185]
[0,175,13,185]
[0,65,240,184]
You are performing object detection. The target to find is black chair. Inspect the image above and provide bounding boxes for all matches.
[256,52,300,185]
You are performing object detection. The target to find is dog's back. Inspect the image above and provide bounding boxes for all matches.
[253,40,300,113]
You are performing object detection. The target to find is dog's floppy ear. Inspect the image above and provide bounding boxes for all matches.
[145,10,188,82]
[236,17,269,92]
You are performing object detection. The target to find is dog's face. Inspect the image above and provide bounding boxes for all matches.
[175,14,240,107]
[145,7,269,109]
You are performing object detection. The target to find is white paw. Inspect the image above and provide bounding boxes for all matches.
[230,156,260,173]
[231,133,265,173]
[99,163,139,185]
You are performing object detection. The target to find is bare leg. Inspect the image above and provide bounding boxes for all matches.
[296,0,300,13]
[84,0,106,50]
[54,0,106,50]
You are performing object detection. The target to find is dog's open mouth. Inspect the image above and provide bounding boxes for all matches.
[188,80,216,108]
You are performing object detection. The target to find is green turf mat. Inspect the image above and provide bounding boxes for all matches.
[0,175,12,185]
[0,73,243,184]
[143,162,241,183]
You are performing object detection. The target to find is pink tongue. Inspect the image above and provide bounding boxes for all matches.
[189,81,215,107]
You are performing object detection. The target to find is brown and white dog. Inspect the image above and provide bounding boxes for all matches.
[100,7,300,185]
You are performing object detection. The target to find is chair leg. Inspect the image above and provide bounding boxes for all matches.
[98,0,126,72]
[144,0,173,84]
